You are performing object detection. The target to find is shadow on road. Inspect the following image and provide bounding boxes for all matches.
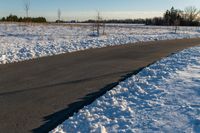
[32,66,147,133]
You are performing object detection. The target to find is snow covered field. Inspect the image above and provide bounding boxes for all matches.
[51,46,200,133]
[0,23,200,64]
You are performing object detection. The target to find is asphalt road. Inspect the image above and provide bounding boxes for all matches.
[0,38,200,133]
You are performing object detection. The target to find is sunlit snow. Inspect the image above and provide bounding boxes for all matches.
[51,46,200,133]
[0,23,200,64]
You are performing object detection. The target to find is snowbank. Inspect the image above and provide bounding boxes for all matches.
[51,46,200,133]
[0,23,200,64]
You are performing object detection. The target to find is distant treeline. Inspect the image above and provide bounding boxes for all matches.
[83,19,146,24]
[146,7,200,26]
[0,14,47,23]
[1,6,199,26]
[83,7,200,26]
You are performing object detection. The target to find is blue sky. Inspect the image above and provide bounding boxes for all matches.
[0,0,200,21]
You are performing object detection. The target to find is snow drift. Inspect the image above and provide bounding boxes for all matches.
[51,46,200,133]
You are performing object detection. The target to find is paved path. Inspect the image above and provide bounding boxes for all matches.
[0,38,200,133]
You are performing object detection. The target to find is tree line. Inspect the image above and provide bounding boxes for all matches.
[0,6,199,25]
[83,6,200,26]
[0,14,47,23]
[83,19,146,24]
[0,0,46,23]
[146,6,200,26]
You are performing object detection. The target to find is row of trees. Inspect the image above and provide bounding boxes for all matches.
[0,0,46,23]
[1,2,199,26]
[83,19,146,24]
[84,6,200,36]
[83,6,200,26]
[0,14,47,23]
[147,6,200,26]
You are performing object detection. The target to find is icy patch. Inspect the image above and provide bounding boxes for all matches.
[50,46,200,133]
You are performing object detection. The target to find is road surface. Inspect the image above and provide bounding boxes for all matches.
[0,38,200,133]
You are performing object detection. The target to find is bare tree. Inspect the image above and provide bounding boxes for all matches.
[102,21,106,35]
[58,8,61,22]
[90,11,106,36]
[184,6,200,23]
[174,19,180,33]
[96,12,101,36]
[93,11,105,36]
[23,0,30,18]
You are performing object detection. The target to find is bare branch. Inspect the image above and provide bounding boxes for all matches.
[184,6,200,22]
[23,0,30,18]
[58,9,61,21]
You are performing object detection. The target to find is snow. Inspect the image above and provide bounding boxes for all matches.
[50,46,200,133]
[0,23,200,64]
